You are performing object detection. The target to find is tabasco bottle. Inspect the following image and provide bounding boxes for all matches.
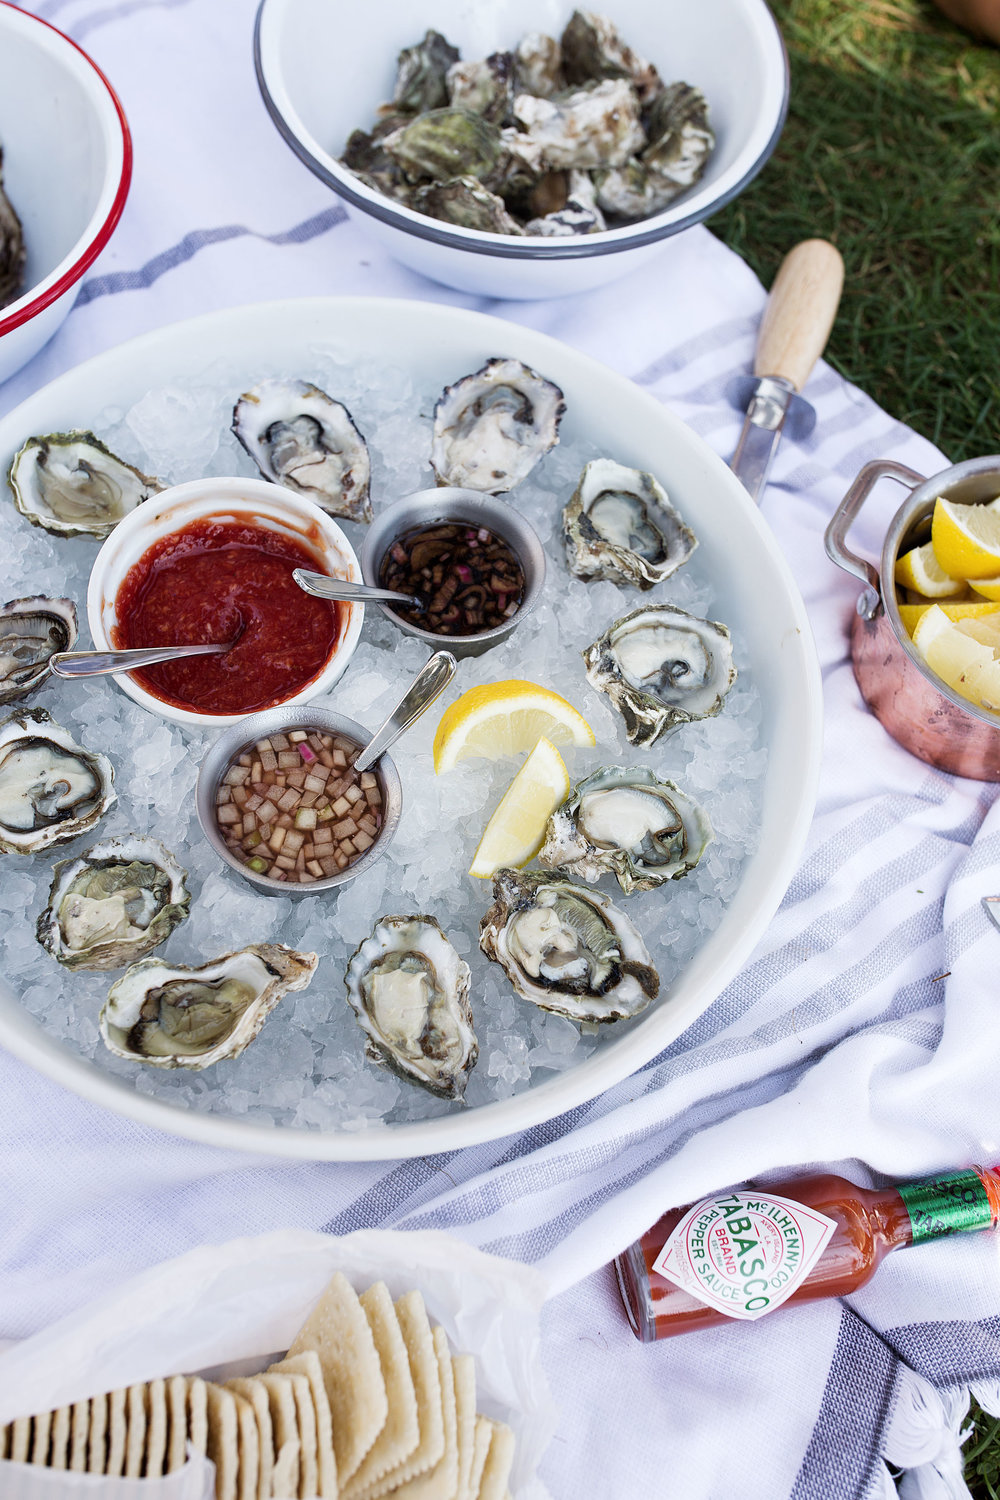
[615,1165,1000,1341]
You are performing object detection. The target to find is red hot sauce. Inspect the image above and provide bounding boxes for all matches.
[615,1165,1000,1341]
[112,518,344,716]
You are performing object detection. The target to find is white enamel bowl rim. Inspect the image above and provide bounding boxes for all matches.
[0,1,132,340]
[86,477,364,729]
[253,0,789,261]
[0,296,823,1160]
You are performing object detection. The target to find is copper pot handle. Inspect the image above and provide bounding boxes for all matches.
[824,459,925,620]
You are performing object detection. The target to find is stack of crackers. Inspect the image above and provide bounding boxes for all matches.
[0,1273,516,1499]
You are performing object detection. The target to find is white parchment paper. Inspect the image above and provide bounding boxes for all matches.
[0,1228,556,1499]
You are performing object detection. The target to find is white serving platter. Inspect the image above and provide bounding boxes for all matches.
[0,296,822,1159]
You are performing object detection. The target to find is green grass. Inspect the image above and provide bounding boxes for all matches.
[713,4,999,1487]
[709,0,1000,462]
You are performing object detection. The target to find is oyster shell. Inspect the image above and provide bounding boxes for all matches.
[0,707,115,854]
[594,83,714,221]
[513,32,564,98]
[560,11,662,104]
[232,378,372,523]
[412,176,523,235]
[99,944,318,1069]
[430,357,565,493]
[446,54,514,125]
[393,30,460,114]
[0,595,78,704]
[538,766,712,893]
[583,604,737,746]
[524,169,606,236]
[37,836,190,971]
[479,867,659,1023]
[0,146,25,310]
[562,458,696,588]
[382,108,506,186]
[7,432,163,539]
[345,914,477,1100]
[513,79,645,171]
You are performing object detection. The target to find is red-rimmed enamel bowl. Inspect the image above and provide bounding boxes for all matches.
[0,3,132,383]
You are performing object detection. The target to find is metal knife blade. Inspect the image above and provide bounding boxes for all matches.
[729,239,845,504]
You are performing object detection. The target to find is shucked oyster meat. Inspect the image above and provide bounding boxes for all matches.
[562,458,696,589]
[232,377,372,523]
[0,596,77,704]
[0,707,115,854]
[479,867,659,1024]
[99,944,318,1069]
[583,603,737,746]
[7,432,163,539]
[539,766,713,893]
[431,357,564,493]
[345,913,477,1100]
[37,836,190,971]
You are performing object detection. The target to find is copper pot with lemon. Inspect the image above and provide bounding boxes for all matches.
[825,455,1000,781]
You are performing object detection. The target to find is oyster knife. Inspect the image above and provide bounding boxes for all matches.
[729,239,845,504]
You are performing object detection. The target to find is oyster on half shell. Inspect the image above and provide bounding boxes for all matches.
[345,913,477,1100]
[583,604,736,746]
[431,357,565,493]
[37,836,190,971]
[479,867,659,1024]
[232,378,372,523]
[7,432,163,539]
[99,944,318,1069]
[0,707,115,854]
[562,458,696,589]
[0,596,78,704]
[538,766,712,893]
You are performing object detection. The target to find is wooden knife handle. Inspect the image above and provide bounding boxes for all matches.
[753,239,845,391]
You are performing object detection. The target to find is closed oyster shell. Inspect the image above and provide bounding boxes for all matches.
[382,108,506,186]
[446,54,514,125]
[513,79,645,171]
[344,913,477,1100]
[479,867,659,1023]
[0,706,115,854]
[583,604,736,746]
[562,458,696,588]
[232,377,372,522]
[0,146,25,310]
[524,169,606,236]
[99,944,318,1069]
[37,836,190,971]
[0,595,78,704]
[393,30,460,114]
[560,10,662,104]
[538,766,712,893]
[412,176,523,235]
[7,432,163,539]
[514,32,564,98]
[430,357,565,493]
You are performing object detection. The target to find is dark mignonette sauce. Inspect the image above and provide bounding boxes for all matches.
[378,522,524,636]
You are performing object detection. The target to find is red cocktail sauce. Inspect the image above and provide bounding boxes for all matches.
[112,518,344,715]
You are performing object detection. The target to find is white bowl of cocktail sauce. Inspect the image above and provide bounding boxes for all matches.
[87,476,364,729]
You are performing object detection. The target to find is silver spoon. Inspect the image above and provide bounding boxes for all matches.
[355,649,457,773]
[50,640,238,678]
[292,568,425,612]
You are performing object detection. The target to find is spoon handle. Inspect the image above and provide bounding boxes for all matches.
[355,651,458,773]
[292,569,421,608]
[50,643,230,677]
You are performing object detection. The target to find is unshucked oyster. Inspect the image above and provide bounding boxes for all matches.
[37,836,190,971]
[7,432,163,539]
[562,458,696,589]
[0,707,115,854]
[232,378,372,523]
[0,596,78,704]
[99,944,318,1068]
[583,604,736,746]
[479,867,659,1024]
[431,357,564,493]
[0,146,25,310]
[345,914,477,1100]
[538,766,712,893]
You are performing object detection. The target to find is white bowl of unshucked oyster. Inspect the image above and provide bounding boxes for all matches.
[253,0,789,299]
[0,5,132,384]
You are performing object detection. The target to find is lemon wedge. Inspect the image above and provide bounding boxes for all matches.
[433,679,595,773]
[468,736,569,877]
[931,497,1000,580]
[898,600,1000,636]
[969,576,1000,602]
[893,541,964,598]
[911,604,1000,710]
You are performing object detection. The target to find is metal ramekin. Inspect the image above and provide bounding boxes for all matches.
[359,487,546,659]
[196,705,402,897]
